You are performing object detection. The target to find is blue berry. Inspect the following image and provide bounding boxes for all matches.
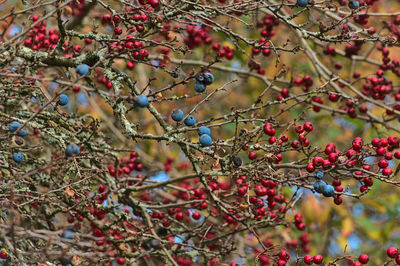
[12,152,24,163]
[313,180,327,193]
[198,126,211,136]
[203,73,214,85]
[171,109,184,122]
[314,171,324,179]
[194,81,206,93]
[196,74,205,83]
[58,94,69,106]
[76,64,89,75]
[322,185,335,197]
[297,0,308,6]
[136,95,149,108]
[66,144,80,156]
[62,227,75,239]
[184,115,196,126]
[348,0,359,9]
[9,121,21,132]
[199,134,212,147]
[18,129,27,137]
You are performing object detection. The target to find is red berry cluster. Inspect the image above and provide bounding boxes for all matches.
[211,43,234,60]
[184,25,212,49]
[23,17,58,51]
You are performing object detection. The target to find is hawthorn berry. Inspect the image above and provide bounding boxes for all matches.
[116,257,125,265]
[279,250,290,261]
[387,247,398,258]
[248,152,257,160]
[382,168,392,176]
[306,163,315,172]
[304,255,313,265]
[358,254,369,264]
[304,122,313,132]
[277,259,287,266]
[192,211,201,220]
[313,255,323,264]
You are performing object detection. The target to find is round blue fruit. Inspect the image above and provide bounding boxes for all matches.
[136,95,149,108]
[58,94,69,106]
[194,81,206,93]
[313,180,327,194]
[198,126,211,136]
[18,129,27,137]
[184,115,196,126]
[9,121,21,132]
[66,144,80,156]
[13,152,24,163]
[76,64,89,76]
[199,134,212,147]
[322,185,335,197]
[196,74,205,83]
[171,109,184,122]
[314,171,324,179]
[297,0,308,6]
[203,73,214,85]
[348,0,359,9]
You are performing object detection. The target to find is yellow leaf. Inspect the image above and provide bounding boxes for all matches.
[341,217,353,237]
[361,198,386,213]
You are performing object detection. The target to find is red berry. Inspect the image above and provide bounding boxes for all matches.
[358,254,369,264]
[116,257,125,265]
[263,123,276,136]
[176,212,184,220]
[304,122,313,132]
[277,260,287,266]
[313,255,323,264]
[279,250,290,261]
[306,163,315,173]
[382,168,392,176]
[127,61,135,69]
[378,159,389,168]
[192,211,201,220]
[334,197,343,205]
[387,247,399,258]
[0,251,6,259]
[303,255,313,265]
[248,152,257,160]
